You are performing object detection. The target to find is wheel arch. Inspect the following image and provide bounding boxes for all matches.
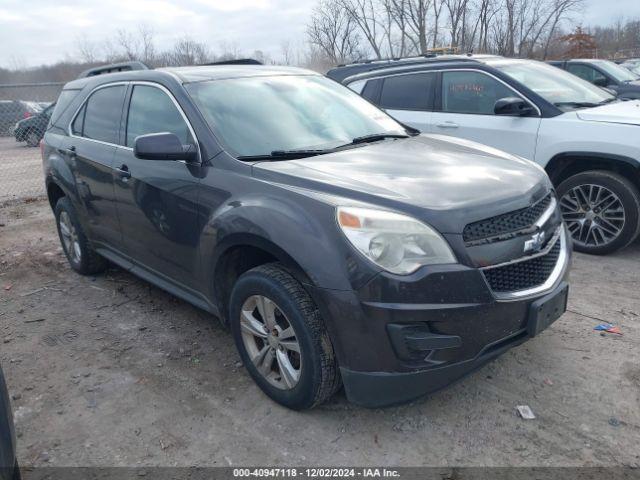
[46,179,67,210]
[211,233,316,325]
[545,152,640,191]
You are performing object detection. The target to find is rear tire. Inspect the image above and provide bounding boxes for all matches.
[229,263,340,410]
[54,197,108,275]
[557,170,640,255]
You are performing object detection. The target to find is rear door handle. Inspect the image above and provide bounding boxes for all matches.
[60,145,76,156]
[436,122,459,129]
[115,164,131,179]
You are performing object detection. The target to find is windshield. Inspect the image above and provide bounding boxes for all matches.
[186,75,406,158]
[594,60,639,82]
[492,60,614,108]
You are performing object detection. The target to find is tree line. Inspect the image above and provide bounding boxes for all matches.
[307,0,587,64]
[1,5,640,84]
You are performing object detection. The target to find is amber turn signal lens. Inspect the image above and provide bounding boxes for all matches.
[338,210,361,229]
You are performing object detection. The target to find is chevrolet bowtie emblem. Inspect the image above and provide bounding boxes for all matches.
[524,231,546,253]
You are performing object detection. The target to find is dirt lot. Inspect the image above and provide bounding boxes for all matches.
[0,199,639,468]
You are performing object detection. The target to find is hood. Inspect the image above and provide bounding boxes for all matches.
[253,134,551,234]
[576,99,640,126]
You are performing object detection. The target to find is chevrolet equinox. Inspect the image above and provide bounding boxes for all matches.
[42,63,571,409]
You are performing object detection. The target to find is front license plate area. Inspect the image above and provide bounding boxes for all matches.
[527,283,569,337]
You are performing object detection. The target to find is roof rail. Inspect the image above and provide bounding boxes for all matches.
[78,61,149,79]
[336,54,437,68]
[327,54,477,83]
[203,58,263,66]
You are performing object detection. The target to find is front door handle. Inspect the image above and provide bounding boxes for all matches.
[436,122,459,129]
[115,164,131,179]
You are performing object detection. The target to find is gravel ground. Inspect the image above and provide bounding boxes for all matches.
[0,199,639,468]
[0,137,45,203]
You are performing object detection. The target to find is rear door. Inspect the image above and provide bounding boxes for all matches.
[375,72,436,132]
[67,84,126,249]
[430,69,541,160]
[112,83,202,290]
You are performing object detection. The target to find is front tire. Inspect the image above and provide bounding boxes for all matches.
[229,263,340,410]
[557,170,640,255]
[25,129,40,147]
[54,197,108,275]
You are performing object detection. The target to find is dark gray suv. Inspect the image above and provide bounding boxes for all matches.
[42,63,571,409]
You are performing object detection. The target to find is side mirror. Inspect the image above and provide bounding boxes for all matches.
[134,132,197,162]
[494,97,535,116]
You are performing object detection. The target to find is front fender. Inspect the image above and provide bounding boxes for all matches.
[198,186,380,296]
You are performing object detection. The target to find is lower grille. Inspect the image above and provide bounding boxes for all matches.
[482,236,561,293]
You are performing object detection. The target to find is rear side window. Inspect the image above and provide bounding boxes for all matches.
[379,73,434,110]
[78,85,126,144]
[125,85,192,147]
[441,71,515,115]
[50,89,80,125]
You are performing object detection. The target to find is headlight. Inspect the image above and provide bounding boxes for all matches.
[337,206,456,275]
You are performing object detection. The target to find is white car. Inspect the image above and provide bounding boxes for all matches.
[328,55,640,255]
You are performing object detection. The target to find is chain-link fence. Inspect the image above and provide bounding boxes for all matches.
[0,82,64,203]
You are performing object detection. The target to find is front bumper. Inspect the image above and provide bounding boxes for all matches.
[309,228,571,408]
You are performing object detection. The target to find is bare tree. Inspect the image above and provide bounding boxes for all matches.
[280,40,295,65]
[444,0,471,48]
[340,0,385,58]
[403,0,431,54]
[308,0,362,63]
[431,0,444,48]
[138,24,156,65]
[77,35,99,63]
[166,36,211,66]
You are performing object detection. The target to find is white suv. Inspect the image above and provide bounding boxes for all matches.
[328,55,640,255]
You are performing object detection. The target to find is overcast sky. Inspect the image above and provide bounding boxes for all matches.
[0,0,638,68]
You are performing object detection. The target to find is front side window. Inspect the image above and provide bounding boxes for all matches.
[186,75,405,158]
[126,85,193,147]
[567,64,608,84]
[593,60,638,82]
[441,71,515,115]
[361,79,381,102]
[380,73,434,111]
[492,60,614,108]
[79,85,126,144]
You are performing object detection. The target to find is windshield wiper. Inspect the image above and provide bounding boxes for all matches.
[350,133,410,145]
[237,133,412,161]
[237,149,330,161]
[553,101,600,109]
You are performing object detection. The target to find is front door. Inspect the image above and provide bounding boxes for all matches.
[431,70,541,160]
[112,83,202,290]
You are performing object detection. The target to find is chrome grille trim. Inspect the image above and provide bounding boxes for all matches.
[480,225,569,301]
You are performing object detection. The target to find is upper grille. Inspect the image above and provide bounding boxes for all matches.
[482,237,561,293]
[463,194,553,243]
